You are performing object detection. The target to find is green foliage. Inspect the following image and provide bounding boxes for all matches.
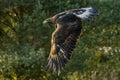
[0,47,47,80]
[0,0,120,80]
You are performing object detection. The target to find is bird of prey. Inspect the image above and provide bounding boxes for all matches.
[43,7,98,75]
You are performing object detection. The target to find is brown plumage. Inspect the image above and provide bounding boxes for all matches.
[43,7,98,75]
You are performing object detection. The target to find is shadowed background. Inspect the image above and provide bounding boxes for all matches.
[0,0,119,80]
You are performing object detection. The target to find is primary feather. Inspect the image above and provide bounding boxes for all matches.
[43,7,98,75]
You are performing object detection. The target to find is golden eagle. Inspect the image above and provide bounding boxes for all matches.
[43,7,98,75]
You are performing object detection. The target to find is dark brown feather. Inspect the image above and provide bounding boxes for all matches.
[43,7,98,75]
[46,13,82,75]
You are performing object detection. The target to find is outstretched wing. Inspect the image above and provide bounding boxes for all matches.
[46,13,82,75]
[43,7,98,24]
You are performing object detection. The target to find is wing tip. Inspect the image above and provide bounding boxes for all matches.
[46,53,68,75]
[74,7,99,22]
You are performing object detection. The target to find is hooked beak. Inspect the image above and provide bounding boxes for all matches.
[43,18,52,24]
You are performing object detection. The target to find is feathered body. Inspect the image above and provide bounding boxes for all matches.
[43,7,98,75]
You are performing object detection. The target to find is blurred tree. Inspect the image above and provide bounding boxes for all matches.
[0,0,120,80]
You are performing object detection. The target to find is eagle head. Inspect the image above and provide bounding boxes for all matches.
[43,12,67,24]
